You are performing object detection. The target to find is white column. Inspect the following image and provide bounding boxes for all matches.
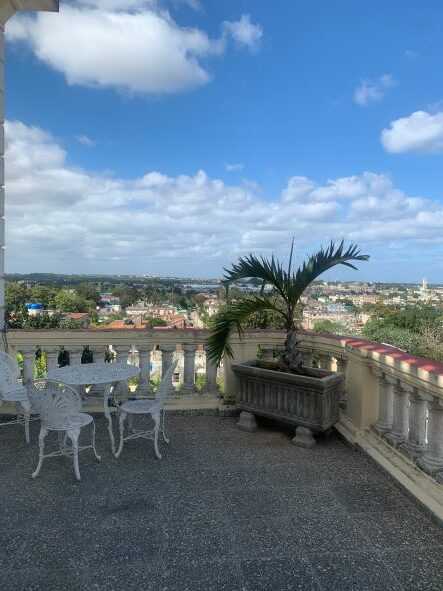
[201,345,220,396]
[88,345,108,395]
[69,347,83,366]
[113,345,131,398]
[401,388,427,460]
[135,343,153,397]
[302,350,314,368]
[21,348,36,384]
[417,399,443,475]
[319,354,332,371]
[181,344,197,394]
[385,381,410,448]
[336,357,348,407]
[160,345,176,395]
[372,370,394,435]
[260,347,274,362]
[44,347,59,373]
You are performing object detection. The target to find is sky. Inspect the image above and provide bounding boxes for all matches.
[4,0,443,281]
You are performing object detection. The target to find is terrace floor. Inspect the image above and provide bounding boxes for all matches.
[1,413,442,591]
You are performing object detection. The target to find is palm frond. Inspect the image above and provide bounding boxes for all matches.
[288,240,369,303]
[223,254,288,301]
[206,296,285,366]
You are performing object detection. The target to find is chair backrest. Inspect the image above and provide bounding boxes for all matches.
[0,351,22,394]
[27,380,83,429]
[154,359,178,409]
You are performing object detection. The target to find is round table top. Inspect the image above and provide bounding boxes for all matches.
[46,362,140,385]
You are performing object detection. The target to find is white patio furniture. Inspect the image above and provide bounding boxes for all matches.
[27,380,101,481]
[46,362,140,455]
[116,360,178,460]
[0,351,32,444]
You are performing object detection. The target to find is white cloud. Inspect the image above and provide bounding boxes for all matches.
[6,6,262,95]
[5,120,443,274]
[404,49,418,60]
[222,14,263,51]
[225,163,243,172]
[381,109,443,154]
[76,134,96,147]
[354,74,397,107]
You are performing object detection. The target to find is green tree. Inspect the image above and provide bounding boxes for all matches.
[54,291,89,313]
[207,241,369,372]
[28,285,58,309]
[145,316,168,328]
[313,320,346,334]
[75,283,100,303]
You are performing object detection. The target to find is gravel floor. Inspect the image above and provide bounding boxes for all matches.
[1,413,442,590]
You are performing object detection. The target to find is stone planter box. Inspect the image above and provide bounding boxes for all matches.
[231,360,344,447]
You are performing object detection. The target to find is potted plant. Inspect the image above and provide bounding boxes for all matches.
[206,241,369,447]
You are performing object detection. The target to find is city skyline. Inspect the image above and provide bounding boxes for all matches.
[5,0,443,281]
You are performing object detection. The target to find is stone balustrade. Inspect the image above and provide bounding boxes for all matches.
[2,327,443,517]
[4,328,221,401]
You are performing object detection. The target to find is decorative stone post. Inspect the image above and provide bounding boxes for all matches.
[372,369,394,435]
[336,357,348,407]
[417,398,443,475]
[201,345,220,396]
[135,344,153,397]
[113,345,131,399]
[319,354,332,371]
[401,388,428,460]
[88,345,108,395]
[260,347,274,362]
[181,344,197,394]
[385,381,410,448]
[44,347,59,373]
[21,348,36,384]
[301,350,314,368]
[160,345,176,395]
[69,347,84,366]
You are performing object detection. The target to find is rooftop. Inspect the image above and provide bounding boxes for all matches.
[1,413,442,590]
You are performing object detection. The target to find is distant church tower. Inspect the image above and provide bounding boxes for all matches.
[421,276,428,291]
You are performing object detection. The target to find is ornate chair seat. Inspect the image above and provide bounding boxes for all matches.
[116,360,177,460]
[0,351,32,443]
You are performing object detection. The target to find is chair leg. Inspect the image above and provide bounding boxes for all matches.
[67,428,81,481]
[152,412,161,460]
[115,411,127,458]
[20,400,31,444]
[91,420,101,461]
[161,410,169,444]
[32,427,48,479]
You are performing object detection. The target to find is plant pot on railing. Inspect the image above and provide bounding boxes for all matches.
[232,360,344,448]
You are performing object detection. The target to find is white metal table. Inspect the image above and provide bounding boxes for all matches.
[46,362,140,456]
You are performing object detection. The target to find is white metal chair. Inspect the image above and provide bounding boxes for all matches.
[0,351,32,443]
[116,360,178,460]
[27,380,101,481]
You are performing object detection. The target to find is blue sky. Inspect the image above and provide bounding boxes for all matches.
[5,0,443,281]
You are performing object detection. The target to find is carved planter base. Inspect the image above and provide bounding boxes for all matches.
[232,360,344,447]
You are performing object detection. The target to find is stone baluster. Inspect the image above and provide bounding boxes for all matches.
[69,347,84,366]
[417,398,443,475]
[181,344,197,394]
[160,345,176,395]
[385,380,411,448]
[302,350,313,368]
[44,347,60,373]
[91,345,107,364]
[401,388,428,460]
[336,357,348,407]
[372,369,394,435]
[21,348,36,385]
[88,345,108,396]
[319,354,332,371]
[135,344,153,397]
[201,345,220,396]
[260,347,274,362]
[113,345,132,399]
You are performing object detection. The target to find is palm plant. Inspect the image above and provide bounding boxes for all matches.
[206,240,369,373]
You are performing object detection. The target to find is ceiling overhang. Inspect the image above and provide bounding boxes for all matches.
[1,0,59,24]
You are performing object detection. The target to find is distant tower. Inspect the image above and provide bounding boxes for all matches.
[421,277,428,291]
